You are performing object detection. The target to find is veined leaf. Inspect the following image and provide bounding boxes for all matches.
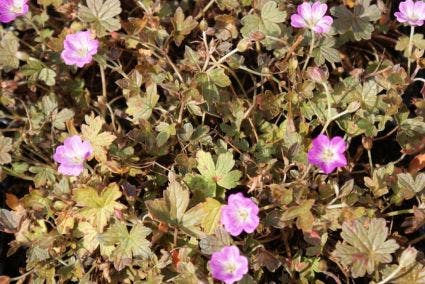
[81,114,116,162]
[78,0,122,36]
[73,183,126,231]
[0,32,20,69]
[102,222,151,271]
[196,150,242,190]
[332,218,399,278]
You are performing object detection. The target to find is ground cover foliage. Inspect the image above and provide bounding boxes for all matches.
[0,0,425,283]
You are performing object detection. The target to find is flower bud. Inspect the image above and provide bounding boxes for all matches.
[199,19,208,32]
[237,38,251,52]
[362,136,373,151]
[306,67,328,84]
[399,246,418,268]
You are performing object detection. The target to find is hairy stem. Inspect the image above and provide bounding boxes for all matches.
[320,82,333,134]
[407,26,415,76]
[302,31,316,71]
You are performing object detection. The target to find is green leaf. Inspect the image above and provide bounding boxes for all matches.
[102,222,151,271]
[313,37,341,65]
[331,0,381,41]
[195,72,219,104]
[81,114,117,162]
[200,226,232,255]
[207,68,231,87]
[145,180,190,226]
[73,183,126,231]
[396,118,425,153]
[0,32,20,69]
[172,7,198,46]
[200,198,222,235]
[29,166,56,187]
[397,173,425,194]
[21,58,56,86]
[165,180,189,222]
[78,0,122,36]
[126,84,159,123]
[240,1,286,39]
[52,108,74,130]
[145,179,207,237]
[77,221,114,256]
[332,218,400,278]
[196,150,242,190]
[155,122,176,147]
[38,68,56,86]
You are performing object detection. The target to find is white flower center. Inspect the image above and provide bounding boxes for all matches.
[236,207,249,222]
[10,3,23,13]
[223,261,237,274]
[321,147,336,163]
[77,47,89,57]
[306,17,319,28]
[71,154,85,165]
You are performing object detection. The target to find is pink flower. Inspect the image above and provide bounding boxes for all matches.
[307,134,347,174]
[61,31,99,68]
[394,0,425,26]
[221,193,259,236]
[0,0,29,23]
[290,1,333,34]
[209,246,249,284]
[53,135,93,176]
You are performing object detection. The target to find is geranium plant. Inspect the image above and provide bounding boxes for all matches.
[0,0,425,283]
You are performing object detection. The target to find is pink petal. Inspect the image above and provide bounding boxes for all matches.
[311,2,327,18]
[330,136,347,153]
[311,134,330,150]
[58,164,84,176]
[291,14,307,28]
[297,2,312,19]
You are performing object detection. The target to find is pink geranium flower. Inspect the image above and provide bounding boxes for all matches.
[209,246,249,284]
[394,0,425,26]
[61,31,99,68]
[307,134,347,174]
[221,193,259,236]
[53,135,93,176]
[0,0,29,23]
[290,1,333,34]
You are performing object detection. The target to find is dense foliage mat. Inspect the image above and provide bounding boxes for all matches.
[0,0,425,283]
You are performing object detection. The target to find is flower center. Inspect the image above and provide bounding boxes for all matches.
[407,9,418,21]
[71,154,84,165]
[321,147,335,163]
[236,208,249,222]
[77,47,89,57]
[10,3,23,13]
[223,261,237,274]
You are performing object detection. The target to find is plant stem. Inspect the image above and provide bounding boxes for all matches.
[384,209,414,217]
[206,47,239,72]
[376,265,403,284]
[302,31,316,71]
[367,149,374,175]
[100,64,107,99]
[195,0,216,20]
[407,26,415,76]
[320,82,332,134]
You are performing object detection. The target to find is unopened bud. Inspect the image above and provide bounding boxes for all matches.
[399,246,418,268]
[237,38,251,52]
[199,19,208,32]
[306,67,328,83]
[362,136,373,151]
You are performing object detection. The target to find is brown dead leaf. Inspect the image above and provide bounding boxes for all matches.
[0,276,10,284]
[408,153,425,174]
[5,193,20,210]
